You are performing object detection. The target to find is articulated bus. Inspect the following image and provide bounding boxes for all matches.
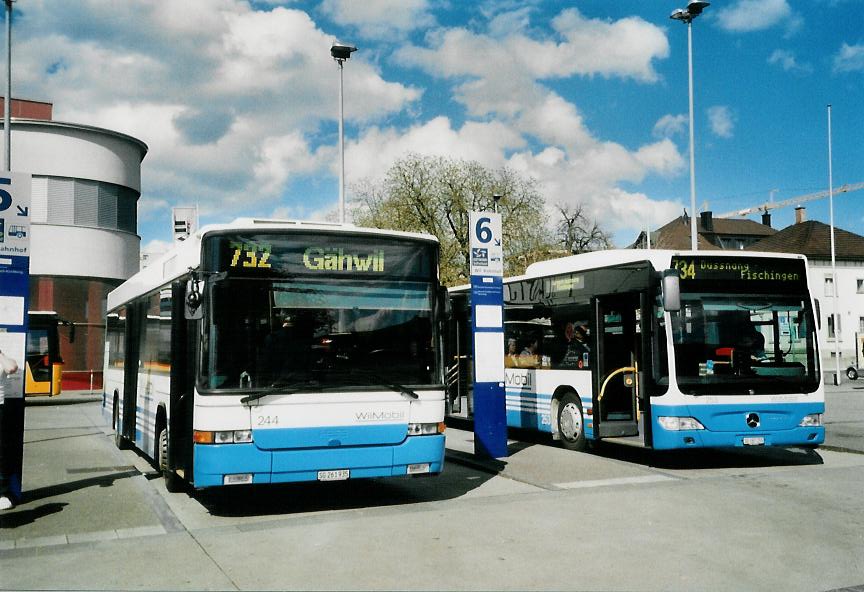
[447,250,825,451]
[104,218,448,491]
[25,311,73,397]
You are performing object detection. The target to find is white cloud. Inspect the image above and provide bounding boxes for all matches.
[715,0,793,32]
[635,139,686,177]
[319,0,436,40]
[833,43,864,73]
[708,106,735,139]
[653,114,688,139]
[16,2,688,249]
[346,116,525,182]
[14,0,421,216]
[768,49,813,75]
[396,9,669,96]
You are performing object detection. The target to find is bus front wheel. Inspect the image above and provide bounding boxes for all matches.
[157,427,185,493]
[557,392,587,452]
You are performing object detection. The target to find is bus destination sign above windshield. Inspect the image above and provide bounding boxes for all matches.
[206,233,434,280]
[671,256,807,292]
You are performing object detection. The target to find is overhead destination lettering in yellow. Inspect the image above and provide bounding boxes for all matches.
[303,247,385,272]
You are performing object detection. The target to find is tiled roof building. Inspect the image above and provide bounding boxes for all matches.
[748,219,864,260]
[630,211,776,250]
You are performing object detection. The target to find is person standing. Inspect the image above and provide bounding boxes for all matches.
[0,348,19,510]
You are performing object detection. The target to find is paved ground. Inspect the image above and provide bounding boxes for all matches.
[0,385,862,591]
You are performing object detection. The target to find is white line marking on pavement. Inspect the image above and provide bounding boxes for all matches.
[553,474,677,490]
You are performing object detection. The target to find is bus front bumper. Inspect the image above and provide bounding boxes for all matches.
[192,434,445,488]
[651,402,825,450]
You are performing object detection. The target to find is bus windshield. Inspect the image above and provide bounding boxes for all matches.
[203,277,438,391]
[670,294,820,395]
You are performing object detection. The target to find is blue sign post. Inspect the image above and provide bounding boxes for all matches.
[469,211,507,458]
[0,172,31,503]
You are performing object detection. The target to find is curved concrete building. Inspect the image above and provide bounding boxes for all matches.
[2,99,148,389]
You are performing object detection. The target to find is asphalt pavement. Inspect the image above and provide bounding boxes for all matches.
[0,384,861,590]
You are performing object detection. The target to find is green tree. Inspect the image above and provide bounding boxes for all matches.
[351,154,558,285]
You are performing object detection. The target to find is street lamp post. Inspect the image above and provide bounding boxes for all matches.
[4,0,12,171]
[671,0,709,251]
[330,42,357,224]
[828,104,840,385]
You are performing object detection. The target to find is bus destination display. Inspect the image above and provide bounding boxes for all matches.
[671,256,807,292]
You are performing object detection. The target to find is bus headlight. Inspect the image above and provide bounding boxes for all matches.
[657,416,705,431]
[194,430,254,444]
[799,414,823,427]
[408,422,446,436]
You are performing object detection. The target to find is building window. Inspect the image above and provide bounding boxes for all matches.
[828,314,841,339]
[825,276,835,297]
[858,279,864,294]
[33,176,138,233]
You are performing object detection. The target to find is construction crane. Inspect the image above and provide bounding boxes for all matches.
[716,182,864,218]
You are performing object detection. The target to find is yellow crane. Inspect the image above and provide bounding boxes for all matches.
[716,182,864,218]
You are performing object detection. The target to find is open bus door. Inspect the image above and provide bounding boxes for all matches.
[25,312,74,397]
[593,293,642,440]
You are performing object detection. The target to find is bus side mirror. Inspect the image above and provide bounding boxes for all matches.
[185,279,204,320]
[662,269,681,312]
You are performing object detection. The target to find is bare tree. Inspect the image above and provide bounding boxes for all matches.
[555,202,613,254]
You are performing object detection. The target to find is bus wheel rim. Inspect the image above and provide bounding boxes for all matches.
[560,402,582,440]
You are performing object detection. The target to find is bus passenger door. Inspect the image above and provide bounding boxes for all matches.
[120,304,143,444]
[594,294,640,439]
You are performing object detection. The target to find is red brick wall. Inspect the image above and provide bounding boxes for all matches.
[0,97,53,120]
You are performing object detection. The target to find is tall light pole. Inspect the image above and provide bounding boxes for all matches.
[828,104,840,385]
[4,0,12,171]
[331,42,357,224]
[671,0,709,251]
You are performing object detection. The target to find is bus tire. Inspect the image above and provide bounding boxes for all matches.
[846,367,858,380]
[113,396,130,450]
[158,427,185,493]
[557,392,587,452]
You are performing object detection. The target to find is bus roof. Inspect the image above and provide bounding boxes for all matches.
[108,217,439,311]
[449,248,809,294]
[524,249,808,279]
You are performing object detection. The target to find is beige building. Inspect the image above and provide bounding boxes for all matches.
[1,98,147,389]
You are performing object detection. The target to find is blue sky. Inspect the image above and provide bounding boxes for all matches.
[10,0,864,253]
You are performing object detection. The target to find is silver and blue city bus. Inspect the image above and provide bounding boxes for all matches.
[447,249,824,451]
[104,218,448,490]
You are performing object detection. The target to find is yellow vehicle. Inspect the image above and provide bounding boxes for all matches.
[25,311,74,397]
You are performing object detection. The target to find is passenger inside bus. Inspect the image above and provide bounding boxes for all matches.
[517,336,540,368]
[552,320,591,369]
[505,338,519,368]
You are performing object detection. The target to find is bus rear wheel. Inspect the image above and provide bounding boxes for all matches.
[846,367,858,380]
[113,397,130,450]
[557,392,587,452]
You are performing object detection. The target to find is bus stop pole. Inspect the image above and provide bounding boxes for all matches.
[469,211,507,458]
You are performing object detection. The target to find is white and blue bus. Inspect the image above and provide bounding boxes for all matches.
[104,218,448,491]
[447,250,825,451]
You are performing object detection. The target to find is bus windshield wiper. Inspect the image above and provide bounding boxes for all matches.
[349,369,420,400]
[240,375,320,405]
